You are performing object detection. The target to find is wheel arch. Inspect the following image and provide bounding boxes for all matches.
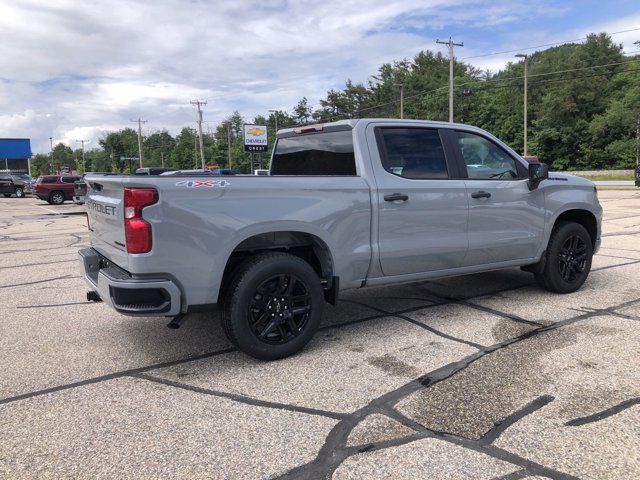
[218,230,336,304]
[553,208,598,248]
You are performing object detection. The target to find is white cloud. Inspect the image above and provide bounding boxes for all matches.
[1,0,635,153]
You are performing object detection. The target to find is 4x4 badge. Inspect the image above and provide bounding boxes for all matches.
[175,180,230,188]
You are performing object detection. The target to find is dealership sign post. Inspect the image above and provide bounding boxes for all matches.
[243,124,268,170]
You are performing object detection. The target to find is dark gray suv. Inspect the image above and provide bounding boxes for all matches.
[0,174,29,198]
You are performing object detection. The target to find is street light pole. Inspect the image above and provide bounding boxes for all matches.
[393,83,404,119]
[515,53,529,156]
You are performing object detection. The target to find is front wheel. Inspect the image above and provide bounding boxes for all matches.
[535,221,593,293]
[50,191,65,205]
[14,187,24,198]
[222,252,325,360]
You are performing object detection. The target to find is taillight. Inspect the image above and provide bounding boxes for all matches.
[123,188,158,254]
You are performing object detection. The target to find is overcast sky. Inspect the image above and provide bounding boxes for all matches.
[1,0,639,153]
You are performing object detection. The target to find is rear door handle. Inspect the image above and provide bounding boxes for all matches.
[384,193,409,202]
[471,191,491,199]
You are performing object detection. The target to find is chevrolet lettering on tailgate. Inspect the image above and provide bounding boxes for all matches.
[87,200,116,216]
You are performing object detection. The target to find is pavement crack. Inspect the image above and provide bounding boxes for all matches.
[0,275,76,289]
[16,301,96,309]
[0,348,236,406]
[565,397,640,426]
[66,233,86,247]
[490,469,529,480]
[277,296,640,480]
[340,299,486,350]
[395,314,487,350]
[132,373,347,421]
[0,259,76,270]
[479,395,555,444]
[592,259,640,271]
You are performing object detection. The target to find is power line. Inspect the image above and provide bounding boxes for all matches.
[460,26,640,60]
[462,65,640,94]
[459,63,640,93]
[335,29,640,118]
[321,63,640,125]
[348,56,640,118]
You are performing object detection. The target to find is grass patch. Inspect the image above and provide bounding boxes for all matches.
[572,174,634,181]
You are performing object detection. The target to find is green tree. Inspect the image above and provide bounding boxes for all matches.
[30,153,52,176]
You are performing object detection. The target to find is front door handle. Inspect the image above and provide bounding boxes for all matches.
[471,191,491,199]
[384,193,409,202]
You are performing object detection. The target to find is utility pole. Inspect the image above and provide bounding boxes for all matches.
[515,53,529,156]
[436,37,464,123]
[227,123,232,170]
[190,100,207,169]
[636,114,639,166]
[75,139,88,172]
[268,109,279,132]
[393,83,404,119]
[130,118,147,168]
[49,137,54,174]
[193,129,198,169]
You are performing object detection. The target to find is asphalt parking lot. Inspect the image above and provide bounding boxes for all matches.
[1,191,639,479]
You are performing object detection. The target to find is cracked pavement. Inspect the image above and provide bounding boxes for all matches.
[0,190,639,479]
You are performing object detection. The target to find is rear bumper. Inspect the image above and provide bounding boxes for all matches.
[79,247,182,317]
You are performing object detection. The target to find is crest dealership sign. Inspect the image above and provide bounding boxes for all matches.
[243,124,268,152]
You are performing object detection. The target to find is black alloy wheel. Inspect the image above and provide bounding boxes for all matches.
[249,274,312,344]
[535,221,593,293]
[222,252,325,360]
[557,235,587,282]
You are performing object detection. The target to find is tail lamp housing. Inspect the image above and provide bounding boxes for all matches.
[123,188,158,254]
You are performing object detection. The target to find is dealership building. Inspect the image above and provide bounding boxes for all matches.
[0,138,32,175]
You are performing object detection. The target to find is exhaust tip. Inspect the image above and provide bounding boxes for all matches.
[167,314,186,329]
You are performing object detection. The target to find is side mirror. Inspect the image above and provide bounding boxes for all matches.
[528,162,549,190]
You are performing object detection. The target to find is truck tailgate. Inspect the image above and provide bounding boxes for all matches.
[85,176,129,270]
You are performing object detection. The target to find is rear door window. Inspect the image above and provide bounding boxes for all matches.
[61,176,80,183]
[376,128,449,179]
[271,130,356,175]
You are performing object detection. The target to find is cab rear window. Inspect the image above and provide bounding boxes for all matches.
[271,130,356,176]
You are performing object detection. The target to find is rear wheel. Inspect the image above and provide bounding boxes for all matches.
[535,221,593,293]
[222,252,324,360]
[14,187,24,198]
[49,191,65,205]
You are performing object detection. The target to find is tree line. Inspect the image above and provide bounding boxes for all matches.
[31,32,640,176]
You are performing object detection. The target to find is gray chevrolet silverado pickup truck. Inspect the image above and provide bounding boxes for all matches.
[80,119,602,359]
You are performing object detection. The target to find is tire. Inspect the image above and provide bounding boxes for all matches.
[535,221,593,293]
[222,252,325,360]
[14,187,24,198]
[3,194,10,198]
[49,191,65,205]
